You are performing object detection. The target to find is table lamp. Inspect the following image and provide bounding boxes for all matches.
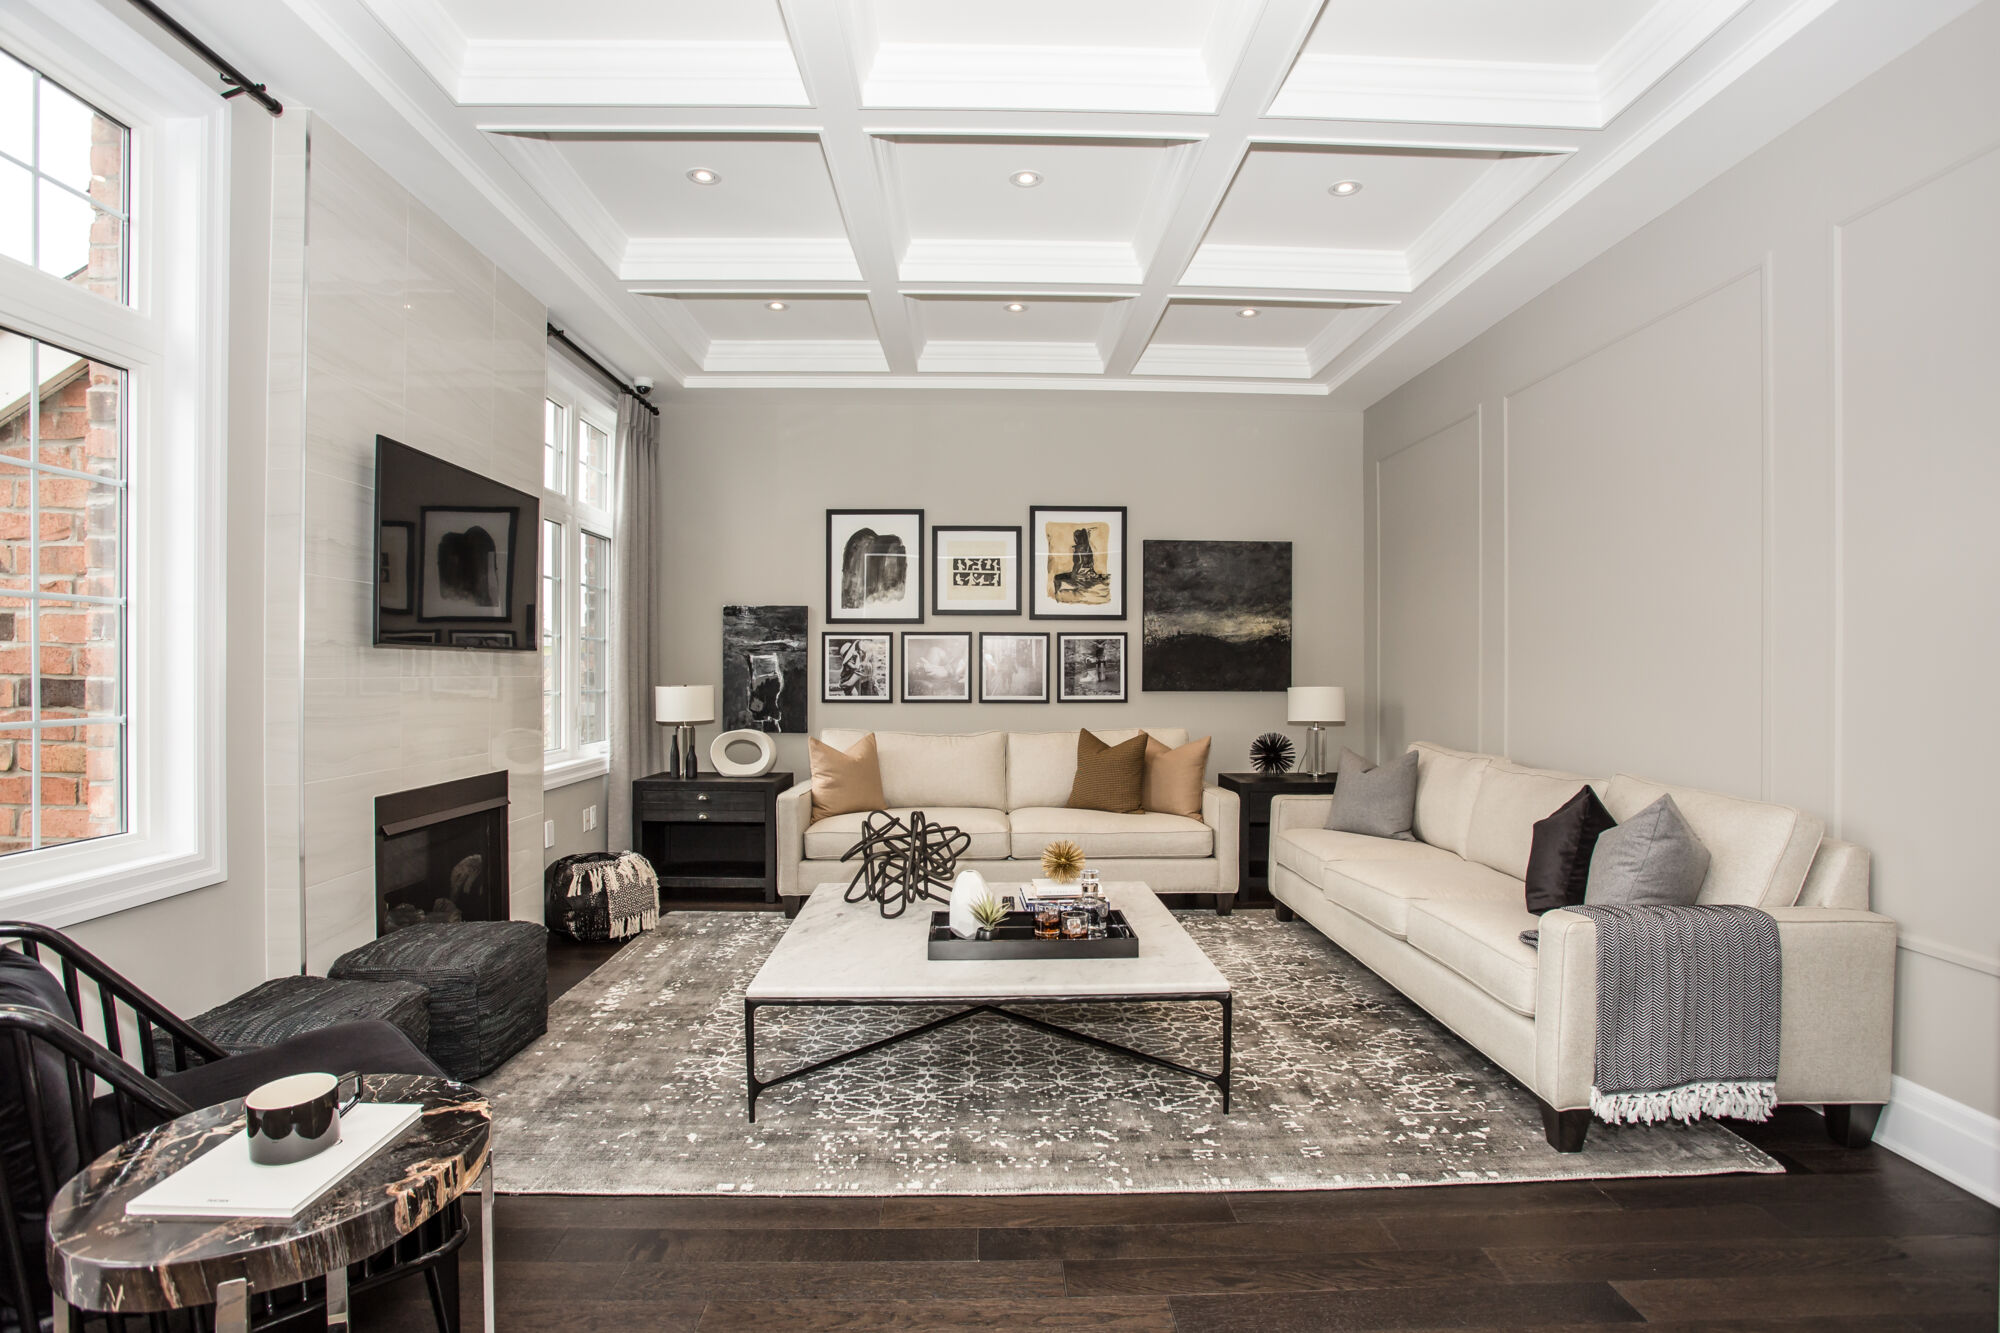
[654,685,715,779]
[1287,686,1346,778]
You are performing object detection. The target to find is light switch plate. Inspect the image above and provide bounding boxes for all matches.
[543,820,555,849]
[582,804,598,832]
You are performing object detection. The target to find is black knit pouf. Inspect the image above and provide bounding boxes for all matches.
[154,975,431,1071]
[545,850,659,942]
[329,921,548,1081]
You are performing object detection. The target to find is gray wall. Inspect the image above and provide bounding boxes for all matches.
[546,776,609,865]
[1364,2,2000,1123]
[659,390,1366,786]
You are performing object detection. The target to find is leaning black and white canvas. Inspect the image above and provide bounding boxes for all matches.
[901,632,972,702]
[1142,539,1292,691]
[1058,632,1127,702]
[979,632,1048,703]
[822,632,893,702]
[722,605,808,733]
[420,506,517,620]
[826,509,924,623]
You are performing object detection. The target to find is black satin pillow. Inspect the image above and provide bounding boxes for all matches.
[1524,785,1617,914]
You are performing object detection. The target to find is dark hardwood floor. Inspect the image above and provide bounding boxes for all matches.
[351,932,1998,1332]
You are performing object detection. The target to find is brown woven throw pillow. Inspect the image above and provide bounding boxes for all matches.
[1143,735,1210,818]
[808,733,887,823]
[1068,730,1147,813]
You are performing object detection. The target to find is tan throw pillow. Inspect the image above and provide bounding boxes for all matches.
[1143,735,1210,818]
[1067,730,1146,813]
[808,733,887,823]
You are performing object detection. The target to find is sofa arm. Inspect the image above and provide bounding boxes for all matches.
[1534,905,1899,1111]
[1269,793,1334,834]
[1202,785,1240,894]
[775,780,814,899]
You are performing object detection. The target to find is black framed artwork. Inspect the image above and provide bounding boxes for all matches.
[419,506,519,621]
[979,632,1049,703]
[449,630,515,649]
[377,521,413,614]
[1030,505,1127,620]
[1141,539,1293,692]
[826,509,924,623]
[932,525,1023,616]
[822,631,894,702]
[1058,632,1128,702]
[901,631,972,702]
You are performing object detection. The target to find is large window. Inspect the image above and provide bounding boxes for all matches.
[542,364,615,786]
[0,50,128,303]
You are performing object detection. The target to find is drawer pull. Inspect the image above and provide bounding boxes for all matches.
[696,793,710,801]
[697,813,709,821]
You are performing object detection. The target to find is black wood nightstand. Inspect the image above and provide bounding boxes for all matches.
[1218,771,1340,905]
[633,770,796,912]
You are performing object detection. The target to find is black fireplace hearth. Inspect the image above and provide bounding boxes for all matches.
[375,772,509,935]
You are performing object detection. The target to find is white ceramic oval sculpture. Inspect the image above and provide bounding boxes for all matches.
[709,728,778,777]
[949,869,989,940]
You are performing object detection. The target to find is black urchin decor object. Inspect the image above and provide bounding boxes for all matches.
[1251,732,1297,773]
[841,809,972,919]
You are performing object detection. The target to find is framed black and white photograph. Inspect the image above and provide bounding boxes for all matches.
[901,632,972,702]
[378,521,413,614]
[826,509,924,623]
[932,525,1022,616]
[1142,539,1293,692]
[722,605,809,733]
[420,506,519,621]
[979,632,1049,703]
[380,629,438,646]
[1030,505,1127,620]
[822,632,893,702]
[449,630,516,649]
[1058,632,1127,702]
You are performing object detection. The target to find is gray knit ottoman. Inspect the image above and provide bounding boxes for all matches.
[330,921,548,1081]
[154,975,431,1071]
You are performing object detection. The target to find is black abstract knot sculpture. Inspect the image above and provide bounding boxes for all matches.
[841,809,971,919]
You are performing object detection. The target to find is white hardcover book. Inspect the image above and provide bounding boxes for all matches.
[127,1103,424,1220]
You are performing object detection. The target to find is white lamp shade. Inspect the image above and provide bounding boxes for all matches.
[1287,685,1346,724]
[654,684,716,724]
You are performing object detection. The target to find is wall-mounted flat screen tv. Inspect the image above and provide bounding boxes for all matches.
[373,435,539,651]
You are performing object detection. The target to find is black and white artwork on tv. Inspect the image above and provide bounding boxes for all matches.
[826,509,924,623]
[420,506,518,621]
[822,632,893,702]
[1142,539,1292,692]
[979,632,1048,703]
[378,521,412,614]
[722,605,808,733]
[1058,633,1127,702]
[902,632,972,702]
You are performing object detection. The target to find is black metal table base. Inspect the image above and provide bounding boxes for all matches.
[744,994,1233,1122]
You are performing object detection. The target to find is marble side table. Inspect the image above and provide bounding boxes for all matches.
[46,1073,495,1333]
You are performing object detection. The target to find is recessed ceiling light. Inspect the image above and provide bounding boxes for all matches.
[1328,179,1362,196]
[686,167,720,185]
[766,301,787,311]
[1010,170,1043,188]
[1237,308,1260,318]
[1004,302,1027,312]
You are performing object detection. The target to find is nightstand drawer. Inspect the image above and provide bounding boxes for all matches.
[639,786,767,823]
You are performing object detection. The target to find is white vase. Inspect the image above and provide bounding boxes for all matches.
[949,869,989,940]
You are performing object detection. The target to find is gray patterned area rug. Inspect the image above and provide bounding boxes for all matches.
[485,911,1779,1195]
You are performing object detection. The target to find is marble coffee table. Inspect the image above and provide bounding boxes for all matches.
[743,881,1233,1120]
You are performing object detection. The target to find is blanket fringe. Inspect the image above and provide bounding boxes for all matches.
[1591,1080,1777,1126]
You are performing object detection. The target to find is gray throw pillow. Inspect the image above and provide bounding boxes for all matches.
[1584,793,1710,906]
[1323,748,1417,841]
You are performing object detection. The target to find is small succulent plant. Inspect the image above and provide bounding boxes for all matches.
[1041,839,1086,884]
[970,893,1011,931]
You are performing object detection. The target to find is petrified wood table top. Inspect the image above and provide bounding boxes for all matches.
[47,1073,489,1316]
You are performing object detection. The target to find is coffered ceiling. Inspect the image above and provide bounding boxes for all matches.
[221,0,1976,398]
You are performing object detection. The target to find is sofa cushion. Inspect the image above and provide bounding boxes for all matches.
[804,807,1012,861]
[1069,731,1147,813]
[808,733,887,822]
[1007,729,1189,810]
[1325,748,1418,840]
[1585,794,1709,907]
[1273,827,1457,883]
[820,729,1007,810]
[1464,761,1602,881]
[1406,900,1543,1017]
[1409,742,1495,856]
[1009,807,1213,859]
[1142,735,1209,818]
[1600,774,1823,908]
[1322,858,1524,940]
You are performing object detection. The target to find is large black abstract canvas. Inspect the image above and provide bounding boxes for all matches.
[1141,540,1292,692]
[722,605,808,733]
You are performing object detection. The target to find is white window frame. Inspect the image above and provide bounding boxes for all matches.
[542,358,615,790]
[0,0,227,925]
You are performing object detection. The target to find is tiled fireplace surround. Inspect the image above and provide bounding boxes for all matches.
[265,119,546,974]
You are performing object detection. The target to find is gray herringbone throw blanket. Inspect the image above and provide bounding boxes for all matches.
[1569,903,1781,1125]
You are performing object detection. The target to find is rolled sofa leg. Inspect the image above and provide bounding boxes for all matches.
[1212,894,1233,917]
[1273,902,1295,922]
[1825,1103,1883,1149]
[1538,1099,1590,1153]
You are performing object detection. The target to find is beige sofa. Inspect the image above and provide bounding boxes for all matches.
[778,728,1240,912]
[1269,742,1896,1151]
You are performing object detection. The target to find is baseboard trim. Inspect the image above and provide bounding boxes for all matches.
[1871,1075,2000,1206]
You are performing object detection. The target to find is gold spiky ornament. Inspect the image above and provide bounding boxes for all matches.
[1040,839,1085,883]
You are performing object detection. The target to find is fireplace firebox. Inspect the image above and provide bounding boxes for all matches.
[375,772,509,935]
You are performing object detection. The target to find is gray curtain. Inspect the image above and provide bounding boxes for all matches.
[606,395,662,851]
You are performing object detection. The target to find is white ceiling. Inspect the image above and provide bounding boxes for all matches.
[216,0,1978,399]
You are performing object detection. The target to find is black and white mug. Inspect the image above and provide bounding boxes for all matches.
[244,1071,362,1166]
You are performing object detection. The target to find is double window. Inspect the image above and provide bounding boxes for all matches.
[542,364,615,786]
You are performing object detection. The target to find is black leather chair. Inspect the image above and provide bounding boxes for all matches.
[0,923,467,1332]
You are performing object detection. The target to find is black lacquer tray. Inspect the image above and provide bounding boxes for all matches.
[926,909,1140,960]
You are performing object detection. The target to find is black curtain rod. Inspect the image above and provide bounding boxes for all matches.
[118,0,282,117]
[548,324,659,417]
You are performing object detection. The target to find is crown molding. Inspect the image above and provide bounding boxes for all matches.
[1304,304,1393,372]
[1404,151,1570,287]
[677,373,1331,395]
[1270,53,1604,129]
[620,237,863,282]
[701,339,891,373]
[1181,244,1413,292]
[456,39,808,106]
[489,136,626,272]
[1132,343,1312,378]
[356,0,465,93]
[916,340,1105,374]
[862,43,1216,114]
[900,239,1144,284]
[1599,0,1756,123]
